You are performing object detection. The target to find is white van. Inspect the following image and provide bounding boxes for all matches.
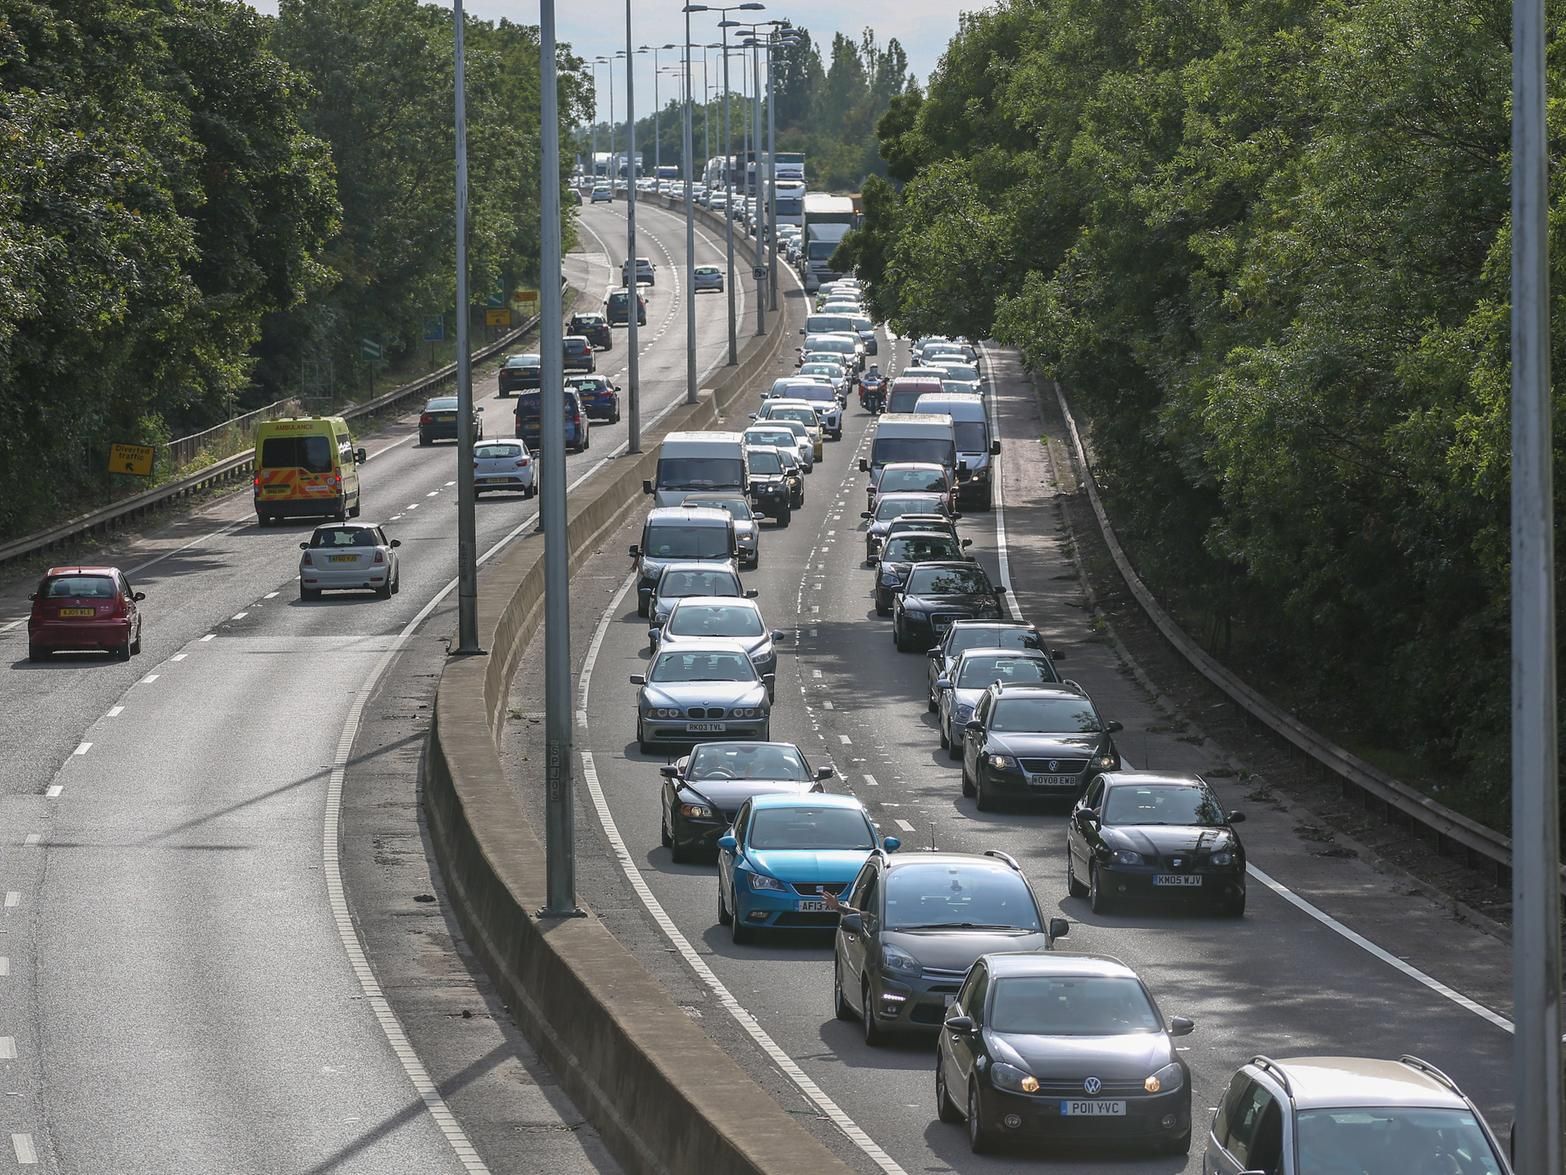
[859,413,957,479]
[913,392,1001,510]
[630,505,739,617]
[644,431,749,508]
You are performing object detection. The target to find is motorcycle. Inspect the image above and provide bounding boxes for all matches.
[860,374,886,415]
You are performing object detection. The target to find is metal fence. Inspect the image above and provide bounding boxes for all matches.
[163,398,301,470]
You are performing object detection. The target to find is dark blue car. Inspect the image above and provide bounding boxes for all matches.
[514,389,590,453]
[567,375,622,423]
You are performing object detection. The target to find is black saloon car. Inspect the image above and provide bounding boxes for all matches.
[936,952,1195,1155]
[606,287,647,326]
[569,312,613,351]
[497,352,542,396]
[1066,771,1247,916]
[892,561,1005,651]
[960,683,1122,810]
[417,396,482,445]
[660,741,832,862]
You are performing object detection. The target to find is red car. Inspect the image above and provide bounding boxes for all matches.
[27,566,145,662]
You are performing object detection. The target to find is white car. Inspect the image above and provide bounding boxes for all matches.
[473,439,536,497]
[299,522,401,601]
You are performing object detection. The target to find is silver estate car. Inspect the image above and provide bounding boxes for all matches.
[934,648,1066,759]
[682,492,761,568]
[647,564,754,638]
[631,640,773,754]
[298,522,401,600]
[652,597,786,690]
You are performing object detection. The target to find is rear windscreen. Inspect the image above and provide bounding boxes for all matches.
[871,437,955,469]
[656,456,744,491]
[260,435,333,472]
[43,575,117,599]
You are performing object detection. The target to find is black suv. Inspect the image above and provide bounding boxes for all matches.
[832,848,1067,1045]
[568,312,613,351]
[745,446,793,527]
[960,683,1122,810]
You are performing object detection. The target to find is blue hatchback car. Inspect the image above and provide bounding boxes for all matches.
[717,793,899,944]
[513,389,590,453]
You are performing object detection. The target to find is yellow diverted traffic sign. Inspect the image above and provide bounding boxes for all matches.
[512,288,539,315]
[109,443,155,477]
[485,308,512,328]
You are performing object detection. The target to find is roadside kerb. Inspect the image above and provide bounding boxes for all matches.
[1052,379,1565,898]
[423,293,849,1175]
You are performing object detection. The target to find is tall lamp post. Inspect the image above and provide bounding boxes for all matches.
[684,3,765,366]
[451,0,481,654]
[592,54,615,179]
[735,19,787,337]
[682,15,699,404]
[761,27,801,310]
[640,43,677,175]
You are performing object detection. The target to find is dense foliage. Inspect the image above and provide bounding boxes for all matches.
[841,0,1566,821]
[618,26,915,192]
[0,0,587,537]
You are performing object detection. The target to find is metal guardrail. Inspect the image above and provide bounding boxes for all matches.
[0,305,552,575]
[163,397,300,468]
[1051,379,1565,898]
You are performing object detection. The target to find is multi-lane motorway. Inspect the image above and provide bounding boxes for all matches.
[502,327,1519,1172]
[0,200,739,1173]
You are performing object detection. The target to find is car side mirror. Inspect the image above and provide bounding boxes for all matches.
[963,720,982,733]
[815,765,835,781]
[748,413,758,421]
[867,554,879,565]
[1074,810,1099,831]
[762,673,775,686]
[642,479,654,495]
[717,833,738,853]
[745,589,759,599]
[926,648,942,659]
[615,385,622,392]
[1046,916,1070,943]
[772,630,787,642]
[390,539,401,549]
[990,440,1001,456]
[858,458,869,472]
[935,677,952,691]
[1169,1016,1195,1037]
[839,912,863,934]
[300,542,310,550]
[961,538,973,547]
[629,544,641,557]
[475,406,485,413]
[659,764,680,778]
[355,448,368,463]
[1106,719,1124,733]
[1050,648,1066,660]
[629,673,646,685]
[952,511,963,521]
[133,591,146,602]
[943,1015,976,1034]
[860,511,874,519]
[883,836,901,852]
[798,327,805,334]
[993,587,1006,598]
[1227,811,1246,824]
[28,593,37,601]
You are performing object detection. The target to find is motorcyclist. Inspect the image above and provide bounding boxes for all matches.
[860,364,886,413]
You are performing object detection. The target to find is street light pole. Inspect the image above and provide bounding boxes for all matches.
[452,0,481,655]
[623,4,641,452]
[748,36,764,336]
[1510,0,1563,1168]
[720,27,736,363]
[683,15,698,404]
[537,0,578,917]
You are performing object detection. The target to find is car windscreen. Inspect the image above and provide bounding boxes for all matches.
[881,537,962,563]
[875,496,943,521]
[668,603,764,637]
[770,408,818,429]
[906,566,990,595]
[884,862,1041,931]
[849,316,874,333]
[696,266,720,277]
[793,384,836,404]
[887,388,927,413]
[872,437,955,468]
[956,656,1055,689]
[505,355,540,368]
[748,450,783,475]
[648,651,755,682]
[643,523,731,559]
[748,807,873,850]
[746,431,796,450]
[953,421,989,452]
[687,743,809,781]
[475,443,522,460]
[800,365,842,378]
[880,469,946,494]
[655,456,744,490]
[260,435,333,472]
[988,976,1160,1035]
[426,398,459,411]
[775,197,803,215]
[1294,1108,1501,1175]
[988,697,1102,733]
[807,336,854,354]
[658,571,740,599]
[43,575,117,599]
[1103,785,1226,827]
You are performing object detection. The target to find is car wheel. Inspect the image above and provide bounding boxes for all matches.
[717,880,732,926]
[661,809,673,849]
[874,591,890,617]
[1067,850,1089,897]
[893,619,908,651]
[670,833,689,865]
[833,958,855,1022]
[390,572,401,596]
[1089,862,1114,914]
[636,594,649,619]
[936,1062,963,1124]
[961,760,976,798]
[300,586,321,601]
[1162,1127,1192,1156]
[375,578,393,600]
[861,981,885,1046]
[257,513,272,527]
[967,1083,992,1154]
[418,435,431,447]
[114,634,132,661]
[973,767,992,811]
[636,719,653,755]
[775,507,790,529]
[946,726,963,761]
[333,504,348,522]
[349,499,361,518]
[730,906,754,945]
[27,644,49,663]
[130,626,142,656]
[927,683,939,712]
[1222,890,1247,918]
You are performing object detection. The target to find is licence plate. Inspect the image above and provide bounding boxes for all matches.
[797,900,830,913]
[1061,1100,1126,1116]
[480,477,507,484]
[330,554,358,563]
[687,722,727,733]
[437,414,456,422]
[1027,774,1078,788]
[58,607,94,618]
[1153,874,1203,887]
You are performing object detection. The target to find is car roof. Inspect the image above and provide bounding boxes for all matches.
[668,595,759,610]
[981,952,1138,980]
[1254,1057,1473,1110]
[646,506,732,525]
[953,646,1048,662]
[651,637,753,655]
[1096,770,1206,790]
[881,850,1024,874]
[986,683,1086,700]
[43,566,120,577]
[655,562,741,577]
[906,560,977,571]
[749,791,865,811]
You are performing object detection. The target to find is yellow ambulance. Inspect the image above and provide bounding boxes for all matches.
[252,416,367,525]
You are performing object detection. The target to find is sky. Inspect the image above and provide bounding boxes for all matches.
[246,1,981,127]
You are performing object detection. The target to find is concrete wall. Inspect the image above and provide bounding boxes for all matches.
[422,293,851,1175]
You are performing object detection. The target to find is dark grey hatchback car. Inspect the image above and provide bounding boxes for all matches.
[830,849,1067,1045]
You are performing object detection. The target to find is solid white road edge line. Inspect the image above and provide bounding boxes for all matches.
[979,342,1018,622]
[577,571,908,1175]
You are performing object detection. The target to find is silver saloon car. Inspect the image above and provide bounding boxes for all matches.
[631,640,772,754]
[299,522,401,600]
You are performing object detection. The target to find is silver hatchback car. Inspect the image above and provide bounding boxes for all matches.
[299,522,401,600]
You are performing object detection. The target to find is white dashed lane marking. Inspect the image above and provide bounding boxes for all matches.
[73,742,90,756]
[106,706,123,718]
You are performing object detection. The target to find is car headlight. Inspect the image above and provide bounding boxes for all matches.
[1144,1062,1184,1094]
[1209,850,1235,867]
[745,871,786,892]
[955,704,975,722]
[881,944,921,976]
[1111,848,1145,866]
[989,1063,1040,1094]
[972,466,990,480]
[880,571,901,585]
[1093,752,1119,769]
[642,706,681,720]
[678,803,713,818]
[986,753,1017,772]
[731,706,761,719]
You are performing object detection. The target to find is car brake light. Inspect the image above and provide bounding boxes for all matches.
[516,458,530,467]
[373,550,385,564]
[300,551,313,567]
[420,412,433,424]
[253,475,263,489]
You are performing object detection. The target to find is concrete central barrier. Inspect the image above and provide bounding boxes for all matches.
[421,292,856,1175]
